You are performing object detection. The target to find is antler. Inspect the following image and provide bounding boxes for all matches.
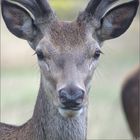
[85,0,119,20]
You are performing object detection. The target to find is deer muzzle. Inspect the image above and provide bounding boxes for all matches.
[58,85,86,118]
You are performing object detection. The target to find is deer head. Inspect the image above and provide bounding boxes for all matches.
[2,0,139,118]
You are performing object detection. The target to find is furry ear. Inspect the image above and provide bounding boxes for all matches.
[97,1,139,41]
[2,0,38,41]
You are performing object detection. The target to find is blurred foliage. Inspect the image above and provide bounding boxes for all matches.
[50,0,86,20]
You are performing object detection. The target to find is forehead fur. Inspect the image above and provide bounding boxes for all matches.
[38,20,98,55]
[48,21,89,50]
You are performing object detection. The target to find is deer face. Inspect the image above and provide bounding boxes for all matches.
[2,0,139,118]
[36,21,101,117]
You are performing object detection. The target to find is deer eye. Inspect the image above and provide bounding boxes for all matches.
[36,50,44,60]
[93,50,102,59]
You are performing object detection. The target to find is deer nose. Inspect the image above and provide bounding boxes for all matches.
[58,87,85,109]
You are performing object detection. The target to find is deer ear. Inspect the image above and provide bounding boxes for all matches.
[97,1,138,41]
[2,0,37,41]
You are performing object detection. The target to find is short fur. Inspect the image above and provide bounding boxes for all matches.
[0,0,139,140]
[122,66,140,139]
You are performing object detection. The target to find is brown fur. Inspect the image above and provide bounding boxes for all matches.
[122,66,140,139]
[1,0,139,140]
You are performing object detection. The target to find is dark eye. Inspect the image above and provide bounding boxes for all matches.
[93,50,101,59]
[36,50,44,60]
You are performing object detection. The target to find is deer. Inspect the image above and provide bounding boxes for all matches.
[122,66,140,139]
[0,0,139,140]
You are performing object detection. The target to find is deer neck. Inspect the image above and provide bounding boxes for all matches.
[32,76,88,140]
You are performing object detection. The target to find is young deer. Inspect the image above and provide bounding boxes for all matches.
[122,66,140,139]
[0,0,139,140]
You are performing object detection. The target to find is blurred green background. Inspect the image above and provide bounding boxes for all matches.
[0,0,139,139]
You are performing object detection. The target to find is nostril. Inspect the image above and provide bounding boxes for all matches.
[75,97,83,105]
[74,89,85,104]
[59,89,68,97]
[59,89,68,103]
[58,87,85,108]
[75,89,84,99]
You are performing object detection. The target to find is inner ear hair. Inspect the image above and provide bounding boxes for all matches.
[96,0,139,41]
[3,0,35,20]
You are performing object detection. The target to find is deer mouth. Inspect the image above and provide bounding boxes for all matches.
[60,106,82,111]
[58,106,84,118]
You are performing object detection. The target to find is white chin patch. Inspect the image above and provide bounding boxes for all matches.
[58,108,83,118]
